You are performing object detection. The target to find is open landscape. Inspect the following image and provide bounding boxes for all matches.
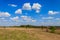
[0,27,60,40]
[0,0,60,40]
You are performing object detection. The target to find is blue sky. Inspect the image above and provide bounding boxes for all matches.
[0,0,60,26]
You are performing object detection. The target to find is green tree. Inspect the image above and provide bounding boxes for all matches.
[49,26,56,33]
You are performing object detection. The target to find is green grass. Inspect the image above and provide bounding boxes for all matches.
[0,29,39,40]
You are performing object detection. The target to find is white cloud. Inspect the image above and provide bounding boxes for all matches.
[32,20,36,22]
[55,18,60,20]
[0,12,11,17]
[10,16,19,22]
[21,16,32,21]
[36,10,40,13]
[48,11,59,15]
[32,3,41,13]
[21,15,36,22]
[15,9,22,14]
[22,3,41,13]
[8,4,17,7]
[22,3,31,10]
[32,3,41,10]
[42,17,54,20]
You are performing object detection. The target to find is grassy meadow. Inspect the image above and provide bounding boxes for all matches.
[0,27,60,40]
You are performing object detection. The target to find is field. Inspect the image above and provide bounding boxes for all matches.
[0,28,60,40]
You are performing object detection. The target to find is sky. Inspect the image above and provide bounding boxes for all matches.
[0,0,60,26]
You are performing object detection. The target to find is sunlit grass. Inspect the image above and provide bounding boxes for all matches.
[0,29,39,40]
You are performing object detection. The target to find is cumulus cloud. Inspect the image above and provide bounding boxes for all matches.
[15,9,22,14]
[42,17,54,20]
[32,3,42,10]
[21,15,36,22]
[22,3,41,13]
[32,3,41,13]
[8,4,17,7]
[0,12,11,17]
[36,10,40,13]
[32,20,36,22]
[10,16,19,22]
[21,16,32,21]
[22,3,31,10]
[48,11,59,15]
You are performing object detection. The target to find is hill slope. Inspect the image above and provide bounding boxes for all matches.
[0,28,60,40]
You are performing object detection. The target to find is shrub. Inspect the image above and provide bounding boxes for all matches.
[49,26,56,33]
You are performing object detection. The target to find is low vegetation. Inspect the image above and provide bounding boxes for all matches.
[0,25,60,40]
[0,28,60,40]
[0,29,39,40]
[11,25,60,34]
[49,26,56,33]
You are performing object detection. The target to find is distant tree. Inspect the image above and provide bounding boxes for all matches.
[49,26,56,33]
[20,25,24,27]
[26,25,32,28]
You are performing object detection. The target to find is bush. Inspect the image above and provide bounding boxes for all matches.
[49,26,56,33]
